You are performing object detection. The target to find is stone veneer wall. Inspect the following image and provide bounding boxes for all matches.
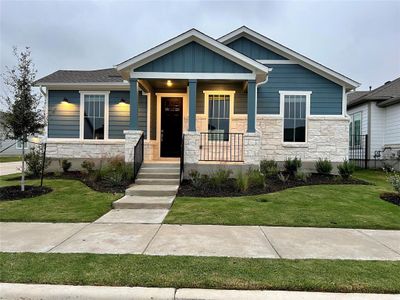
[257,115,350,163]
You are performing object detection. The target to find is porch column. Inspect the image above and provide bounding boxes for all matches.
[129,78,138,130]
[188,79,197,131]
[247,80,256,133]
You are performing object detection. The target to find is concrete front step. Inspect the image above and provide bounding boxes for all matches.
[139,167,180,174]
[142,163,179,169]
[135,178,180,185]
[126,184,179,197]
[113,195,175,209]
[138,173,180,179]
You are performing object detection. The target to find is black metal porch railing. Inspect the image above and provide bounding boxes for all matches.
[200,132,244,162]
[180,134,184,183]
[133,133,144,182]
[349,134,368,168]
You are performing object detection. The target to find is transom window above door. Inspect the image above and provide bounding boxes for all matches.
[80,92,109,140]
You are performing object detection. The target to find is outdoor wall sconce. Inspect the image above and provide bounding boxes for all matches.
[167,80,173,87]
[62,97,69,103]
[119,98,128,104]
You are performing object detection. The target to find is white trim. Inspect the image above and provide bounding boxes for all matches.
[203,90,236,133]
[146,93,151,142]
[279,91,312,144]
[79,91,110,141]
[130,72,256,81]
[116,29,269,77]
[156,92,188,159]
[257,60,297,65]
[46,138,125,144]
[218,27,360,89]
[39,82,129,87]
[342,86,347,117]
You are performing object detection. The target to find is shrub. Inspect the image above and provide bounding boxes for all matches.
[235,170,249,192]
[315,158,333,175]
[81,160,95,174]
[61,159,72,172]
[337,160,355,180]
[260,160,279,177]
[386,170,400,194]
[247,169,265,189]
[25,147,51,177]
[277,172,290,183]
[284,157,302,176]
[295,171,310,182]
[103,171,125,187]
[189,170,209,190]
[209,168,232,189]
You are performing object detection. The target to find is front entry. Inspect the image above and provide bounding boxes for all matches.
[161,97,183,157]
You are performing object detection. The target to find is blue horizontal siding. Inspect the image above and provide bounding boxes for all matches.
[227,37,288,60]
[48,90,80,138]
[136,41,251,73]
[258,64,343,115]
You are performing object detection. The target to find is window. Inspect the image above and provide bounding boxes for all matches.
[283,94,308,142]
[208,94,230,141]
[81,93,109,140]
[349,112,361,147]
[16,139,27,150]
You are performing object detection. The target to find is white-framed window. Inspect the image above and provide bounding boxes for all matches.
[16,139,27,150]
[349,112,362,147]
[203,91,235,141]
[279,91,311,143]
[79,91,109,140]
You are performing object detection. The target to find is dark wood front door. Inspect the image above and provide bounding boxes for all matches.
[161,97,183,157]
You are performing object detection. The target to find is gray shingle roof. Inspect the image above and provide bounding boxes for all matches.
[35,68,124,85]
[347,77,400,108]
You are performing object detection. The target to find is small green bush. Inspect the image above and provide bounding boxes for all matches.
[247,169,265,189]
[209,168,232,189]
[61,159,72,172]
[295,171,310,182]
[81,160,95,174]
[277,172,289,183]
[235,170,249,192]
[337,160,355,180]
[386,170,400,194]
[189,170,210,190]
[315,158,333,175]
[25,147,51,177]
[284,157,302,176]
[260,160,279,177]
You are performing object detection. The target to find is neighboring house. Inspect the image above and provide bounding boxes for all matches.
[347,77,400,169]
[35,26,359,174]
[0,111,26,157]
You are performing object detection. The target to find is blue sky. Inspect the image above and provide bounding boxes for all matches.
[1,0,399,91]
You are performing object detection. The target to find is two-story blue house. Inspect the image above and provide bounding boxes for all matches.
[35,26,359,174]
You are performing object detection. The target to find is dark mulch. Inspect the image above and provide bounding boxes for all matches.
[380,192,400,206]
[0,185,52,201]
[178,173,369,197]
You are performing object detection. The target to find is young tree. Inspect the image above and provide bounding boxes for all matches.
[1,47,44,191]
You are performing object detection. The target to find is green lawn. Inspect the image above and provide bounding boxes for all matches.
[0,174,122,222]
[1,253,399,293]
[165,170,400,229]
[0,156,21,163]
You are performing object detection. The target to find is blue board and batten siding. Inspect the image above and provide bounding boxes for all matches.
[226,37,343,115]
[136,41,251,73]
[48,90,147,139]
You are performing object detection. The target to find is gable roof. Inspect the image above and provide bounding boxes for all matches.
[35,68,125,85]
[347,77,400,108]
[218,26,360,90]
[116,28,270,83]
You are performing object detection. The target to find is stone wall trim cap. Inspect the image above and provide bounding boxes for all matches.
[282,142,309,148]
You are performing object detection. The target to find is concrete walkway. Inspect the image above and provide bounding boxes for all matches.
[1,222,399,260]
[0,161,21,176]
[1,283,398,299]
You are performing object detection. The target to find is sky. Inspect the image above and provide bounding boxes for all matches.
[1,0,399,94]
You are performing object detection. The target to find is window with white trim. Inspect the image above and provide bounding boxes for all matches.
[283,94,307,142]
[349,112,361,147]
[208,94,230,141]
[83,94,105,139]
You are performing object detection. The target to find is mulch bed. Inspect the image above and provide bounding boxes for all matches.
[0,185,52,201]
[380,192,400,206]
[178,173,369,197]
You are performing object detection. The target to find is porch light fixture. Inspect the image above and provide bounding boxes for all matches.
[62,97,69,103]
[167,80,173,87]
[119,98,128,104]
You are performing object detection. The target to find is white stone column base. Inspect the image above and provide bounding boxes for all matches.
[243,131,261,165]
[183,131,200,164]
[124,130,144,163]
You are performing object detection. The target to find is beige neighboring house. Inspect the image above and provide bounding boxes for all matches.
[347,77,400,170]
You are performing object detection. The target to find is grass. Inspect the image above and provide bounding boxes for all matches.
[1,253,399,293]
[0,156,21,163]
[165,169,400,229]
[0,174,122,222]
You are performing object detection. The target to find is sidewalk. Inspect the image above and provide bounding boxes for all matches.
[1,222,399,260]
[1,283,398,300]
[0,161,21,176]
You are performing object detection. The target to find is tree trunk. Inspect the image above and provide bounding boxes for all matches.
[21,137,25,192]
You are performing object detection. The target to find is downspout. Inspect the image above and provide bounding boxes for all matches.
[255,69,272,126]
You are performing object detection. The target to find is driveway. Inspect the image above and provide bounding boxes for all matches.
[0,161,21,176]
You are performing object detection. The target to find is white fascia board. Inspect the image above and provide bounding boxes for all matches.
[131,72,256,80]
[116,29,269,75]
[37,82,130,90]
[218,27,360,89]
